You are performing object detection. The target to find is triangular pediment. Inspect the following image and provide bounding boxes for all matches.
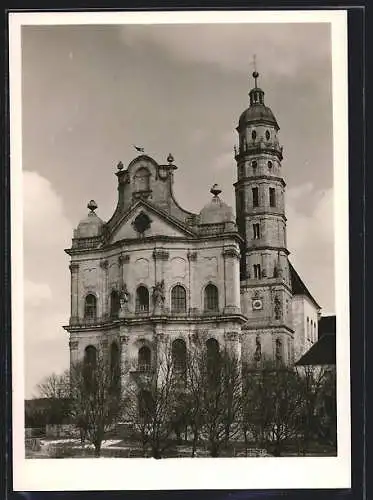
[109,201,195,243]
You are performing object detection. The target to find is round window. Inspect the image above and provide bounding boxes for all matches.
[251,130,257,140]
[265,130,270,141]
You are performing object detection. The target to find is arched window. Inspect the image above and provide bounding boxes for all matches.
[84,294,97,320]
[204,284,219,312]
[138,390,153,420]
[265,130,271,141]
[84,345,97,392]
[110,290,120,318]
[138,346,151,372]
[206,338,220,376]
[172,339,187,373]
[136,286,149,312]
[134,167,150,193]
[251,130,257,141]
[110,342,120,394]
[171,285,186,313]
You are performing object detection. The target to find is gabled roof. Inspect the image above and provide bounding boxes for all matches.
[295,333,336,366]
[318,315,336,338]
[108,198,198,242]
[290,262,321,309]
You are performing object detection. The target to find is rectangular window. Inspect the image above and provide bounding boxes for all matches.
[253,264,261,279]
[252,187,259,207]
[253,223,260,239]
[269,188,276,207]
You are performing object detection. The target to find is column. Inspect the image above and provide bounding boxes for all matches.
[119,332,130,392]
[99,259,108,320]
[69,339,79,369]
[69,263,79,324]
[152,249,169,315]
[187,250,198,315]
[222,248,240,314]
[224,331,242,362]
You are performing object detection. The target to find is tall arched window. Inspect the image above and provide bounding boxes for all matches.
[171,285,186,313]
[134,167,150,192]
[204,284,219,312]
[206,338,220,378]
[172,339,187,373]
[138,346,151,372]
[136,286,149,312]
[110,290,120,318]
[84,294,97,320]
[110,342,120,394]
[84,345,97,392]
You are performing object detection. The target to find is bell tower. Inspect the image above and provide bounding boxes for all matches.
[235,70,294,365]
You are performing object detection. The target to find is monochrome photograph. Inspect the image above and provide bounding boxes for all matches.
[10,10,350,491]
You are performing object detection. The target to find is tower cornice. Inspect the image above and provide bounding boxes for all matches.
[234,176,286,188]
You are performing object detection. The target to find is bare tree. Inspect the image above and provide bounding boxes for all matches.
[69,345,123,457]
[185,336,242,457]
[123,340,184,459]
[242,360,303,457]
[35,370,71,426]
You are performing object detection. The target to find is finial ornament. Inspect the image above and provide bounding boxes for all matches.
[167,153,174,164]
[87,200,98,213]
[117,161,124,170]
[210,183,222,197]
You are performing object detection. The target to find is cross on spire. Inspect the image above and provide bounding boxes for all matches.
[252,54,259,88]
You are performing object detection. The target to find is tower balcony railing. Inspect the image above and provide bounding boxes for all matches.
[71,236,103,250]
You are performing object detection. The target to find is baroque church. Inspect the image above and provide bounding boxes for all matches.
[64,72,321,382]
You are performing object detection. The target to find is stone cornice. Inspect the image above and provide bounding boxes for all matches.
[244,245,290,255]
[234,175,286,188]
[69,263,79,273]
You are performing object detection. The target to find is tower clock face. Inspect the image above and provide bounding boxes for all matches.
[252,299,263,310]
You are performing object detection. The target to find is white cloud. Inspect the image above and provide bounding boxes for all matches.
[23,170,72,251]
[287,186,335,313]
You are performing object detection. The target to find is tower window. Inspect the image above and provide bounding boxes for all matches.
[134,167,150,192]
[265,130,271,141]
[252,160,258,170]
[269,188,276,207]
[171,285,187,313]
[251,130,257,141]
[253,223,260,239]
[110,290,120,318]
[268,160,273,169]
[136,285,149,312]
[253,264,261,279]
[252,187,259,207]
[172,339,187,373]
[138,346,151,372]
[84,294,97,320]
[204,284,219,312]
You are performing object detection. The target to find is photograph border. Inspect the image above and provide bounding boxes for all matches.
[1,5,366,498]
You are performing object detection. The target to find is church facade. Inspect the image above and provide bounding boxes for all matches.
[64,73,321,383]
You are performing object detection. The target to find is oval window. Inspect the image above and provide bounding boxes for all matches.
[251,130,257,140]
[268,160,273,169]
[265,130,270,141]
[252,160,258,169]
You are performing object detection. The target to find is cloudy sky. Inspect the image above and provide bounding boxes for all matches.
[21,21,335,398]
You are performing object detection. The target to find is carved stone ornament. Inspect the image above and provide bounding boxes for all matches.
[152,280,165,308]
[69,263,79,273]
[101,339,108,348]
[222,248,240,259]
[120,335,129,345]
[118,254,130,265]
[69,340,79,350]
[254,336,262,361]
[274,294,283,320]
[133,212,152,234]
[100,259,108,270]
[152,249,169,261]
[187,250,198,261]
